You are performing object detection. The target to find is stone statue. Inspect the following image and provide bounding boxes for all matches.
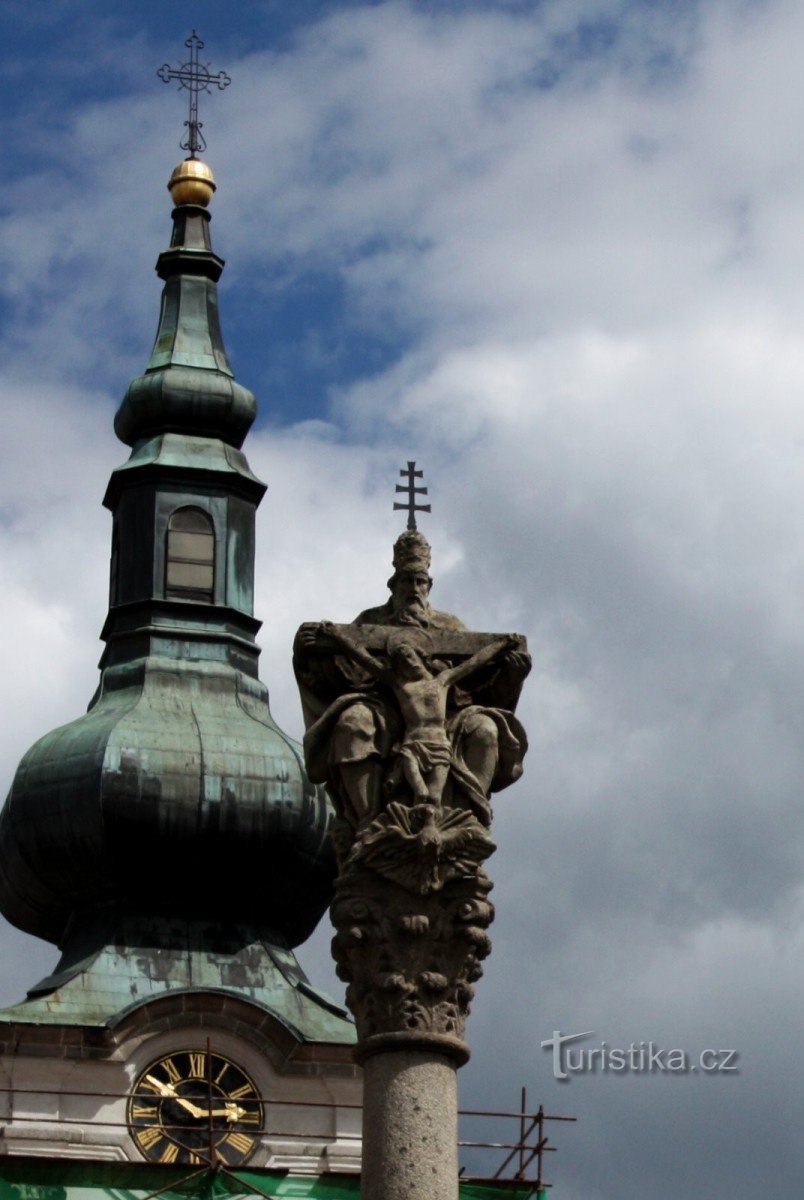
[351,529,464,630]
[293,531,530,842]
[294,487,531,1199]
[318,621,519,807]
[293,522,530,1039]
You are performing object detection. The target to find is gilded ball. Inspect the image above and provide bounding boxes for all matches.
[167,158,217,207]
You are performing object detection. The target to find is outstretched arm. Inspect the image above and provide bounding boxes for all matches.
[318,621,394,686]
[440,635,520,688]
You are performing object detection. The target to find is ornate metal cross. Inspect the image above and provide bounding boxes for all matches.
[157,31,231,158]
[394,461,431,531]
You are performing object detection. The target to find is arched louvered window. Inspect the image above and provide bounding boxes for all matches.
[165,508,215,603]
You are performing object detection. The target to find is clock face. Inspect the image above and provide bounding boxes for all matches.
[128,1050,263,1165]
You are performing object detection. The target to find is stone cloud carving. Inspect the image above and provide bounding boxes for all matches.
[293,530,530,1060]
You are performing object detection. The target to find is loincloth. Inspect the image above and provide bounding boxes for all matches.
[392,736,452,774]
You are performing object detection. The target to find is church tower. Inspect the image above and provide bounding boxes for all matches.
[0,139,361,1183]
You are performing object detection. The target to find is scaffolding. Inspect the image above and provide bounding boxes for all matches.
[0,1083,573,1199]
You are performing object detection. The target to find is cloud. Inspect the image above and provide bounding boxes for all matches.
[1,3,803,1197]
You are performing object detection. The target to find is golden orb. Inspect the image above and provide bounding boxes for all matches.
[167,158,216,206]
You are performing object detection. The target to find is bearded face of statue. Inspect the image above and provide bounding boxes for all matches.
[390,568,432,625]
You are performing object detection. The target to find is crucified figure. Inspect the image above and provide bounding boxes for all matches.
[318,622,518,807]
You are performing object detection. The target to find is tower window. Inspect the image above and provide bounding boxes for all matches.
[166,508,215,602]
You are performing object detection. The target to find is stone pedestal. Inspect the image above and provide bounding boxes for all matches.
[360,1049,459,1200]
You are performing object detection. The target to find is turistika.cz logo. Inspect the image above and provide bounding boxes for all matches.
[541,1031,739,1080]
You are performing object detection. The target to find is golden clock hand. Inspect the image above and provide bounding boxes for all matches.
[145,1074,176,1098]
[144,1075,205,1119]
[223,1102,248,1122]
[175,1096,206,1119]
[189,1103,248,1121]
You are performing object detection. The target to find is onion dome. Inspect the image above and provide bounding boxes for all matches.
[0,161,336,961]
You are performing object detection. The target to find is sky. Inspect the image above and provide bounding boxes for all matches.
[0,0,802,1196]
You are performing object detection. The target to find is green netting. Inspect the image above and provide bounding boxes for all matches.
[0,1160,538,1200]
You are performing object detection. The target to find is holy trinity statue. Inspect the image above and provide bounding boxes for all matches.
[293,466,530,1051]
[293,523,530,860]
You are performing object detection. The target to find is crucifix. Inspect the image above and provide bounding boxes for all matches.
[157,31,231,158]
[393,461,431,531]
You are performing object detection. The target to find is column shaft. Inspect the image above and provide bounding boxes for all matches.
[361,1049,459,1200]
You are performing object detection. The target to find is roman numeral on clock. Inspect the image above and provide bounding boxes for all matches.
[131,1104,158,1120]
[188,1052,206,1077]
[137,1126,163,1151]
[214,1061,229,1086]
[162,1057,181,1083]
[226,1132,255,1154]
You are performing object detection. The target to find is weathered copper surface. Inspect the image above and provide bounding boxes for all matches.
[0,170,336,979]
[115,205,256,447]
[0,914,354,1043]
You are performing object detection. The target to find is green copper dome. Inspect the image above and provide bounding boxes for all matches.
[0,656,333,948]
[0,162,336,960]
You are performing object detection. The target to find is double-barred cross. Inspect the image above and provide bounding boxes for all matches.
[157,31,231,158]
[394,461,431,531]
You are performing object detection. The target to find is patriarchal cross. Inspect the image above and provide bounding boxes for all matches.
[393,461,431,531]
[158,31,231,158]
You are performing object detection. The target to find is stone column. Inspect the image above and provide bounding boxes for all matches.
[359,1048,460,1200]
[330,825,495,1200]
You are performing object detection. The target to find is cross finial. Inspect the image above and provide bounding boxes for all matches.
[157,31,231,158]
[393,462,431,532]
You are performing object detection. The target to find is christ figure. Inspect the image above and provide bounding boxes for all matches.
[318,622,518,806]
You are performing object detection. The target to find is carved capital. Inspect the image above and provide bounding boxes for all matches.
[331,859,494,1059]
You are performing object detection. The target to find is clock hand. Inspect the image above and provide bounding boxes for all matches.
[190,1103,249,1122]
[145,1074,176,1098]
[223,1102,248,1122]
[175,1097,207,1119]
[144,1075,206,1119]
